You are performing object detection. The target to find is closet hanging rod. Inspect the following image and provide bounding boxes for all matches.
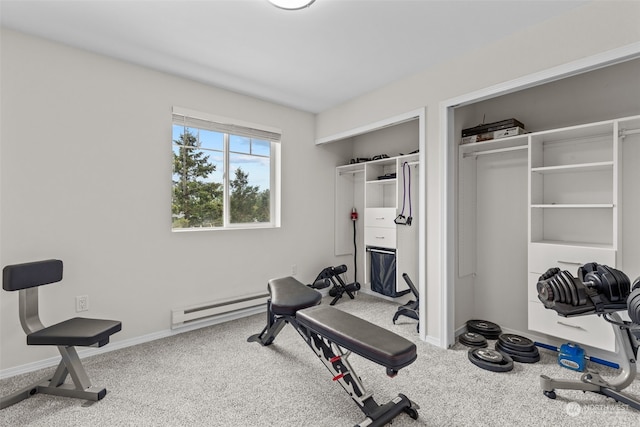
[338,169,365,176]
[462,145,527,158]
[620,128,640,139]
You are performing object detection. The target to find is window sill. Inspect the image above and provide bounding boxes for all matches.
[172,223,279,233]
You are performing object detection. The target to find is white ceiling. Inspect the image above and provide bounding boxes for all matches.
[1,0,588,113]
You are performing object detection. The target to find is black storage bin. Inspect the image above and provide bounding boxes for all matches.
[370,248,399,297]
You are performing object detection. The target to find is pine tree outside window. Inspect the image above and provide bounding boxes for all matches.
[172,107,281,230]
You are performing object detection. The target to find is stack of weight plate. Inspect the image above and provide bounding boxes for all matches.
[459,332,488,348]
[495,334,540,363]
[467,348,514,372]
[466,319,502,340]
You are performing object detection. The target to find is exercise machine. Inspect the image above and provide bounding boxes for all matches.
[536,263,640,410]
[392,273,419,331]
[1,259,122,409]
[248,276,419,427]
[310,264,360,306]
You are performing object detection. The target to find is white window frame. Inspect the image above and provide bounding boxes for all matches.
[172,106,281,231]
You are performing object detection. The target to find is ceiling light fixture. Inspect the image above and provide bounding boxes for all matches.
[268,0,315,10]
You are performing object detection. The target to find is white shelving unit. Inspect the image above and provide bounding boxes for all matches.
[335,153,419,297]
[458,115,640,352]
[527,121,619,351]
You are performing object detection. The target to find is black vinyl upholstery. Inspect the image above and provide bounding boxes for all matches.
[1,259,123,408]
[2,259,63,291]
[268,276,322,316]
[297,305,417,371]
[27,317,122,347]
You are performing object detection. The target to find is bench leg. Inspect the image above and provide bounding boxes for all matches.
[1,378,46,409]
[0,346,107,409]
[247,301,289,346]
[298,326,419,426]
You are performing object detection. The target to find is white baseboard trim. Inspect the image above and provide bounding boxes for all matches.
[0,305,267,380]
[422,334,441,347]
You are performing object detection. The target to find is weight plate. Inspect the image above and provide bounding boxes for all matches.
[510,352,540,364]
[560,271,578,306]
[467,328,500,340]
[474,348,504,363]
[497,334,535,352]
[495,341,539,358]
[460,332,485,344]
[461,341,488,348]
[466,320,502,339]
[553,276,568,304]
[467,319,501,332]
[537,280,554,303]
[459,332,488,348]
[548,278,561,302]
[468,349,513,372]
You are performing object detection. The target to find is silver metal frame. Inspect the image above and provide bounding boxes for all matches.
[539,312,640,410]
[248,299,419,426]
[1,288,108,409]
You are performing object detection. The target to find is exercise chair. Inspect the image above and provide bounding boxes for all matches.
[392,273,419,331]
[1,259,122,409]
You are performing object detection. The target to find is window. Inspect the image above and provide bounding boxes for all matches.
[172,107,281,230]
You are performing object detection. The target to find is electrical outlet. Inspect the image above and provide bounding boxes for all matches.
[291,264,297,275]
[76,295,89,312]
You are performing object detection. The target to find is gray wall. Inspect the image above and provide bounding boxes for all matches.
[0,29,346,371]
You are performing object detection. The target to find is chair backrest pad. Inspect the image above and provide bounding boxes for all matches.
[3,259,63,291]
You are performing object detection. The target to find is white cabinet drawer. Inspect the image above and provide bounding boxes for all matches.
[365,208,396,228]
[528,273,541,303]
[527,301,615,351]
[528,243,615,275]
[365,226,396,249]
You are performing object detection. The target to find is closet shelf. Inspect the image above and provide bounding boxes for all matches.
[463,145,527,158]
[531,161,613,174]
[531,203,614,209]
[366,179,397,185]
[460,134,528,156]
[530,240,615,250]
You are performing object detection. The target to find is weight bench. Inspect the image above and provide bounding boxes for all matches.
[1,259,122,409]
[248,276,419,427]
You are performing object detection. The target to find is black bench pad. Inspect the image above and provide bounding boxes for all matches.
[296,305,417,371]
[27,318,122,347]
[268,276,322,316]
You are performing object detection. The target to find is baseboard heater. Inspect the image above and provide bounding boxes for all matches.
[171,292,269,329]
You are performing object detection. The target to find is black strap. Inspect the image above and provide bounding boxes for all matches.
[395,162,412,226]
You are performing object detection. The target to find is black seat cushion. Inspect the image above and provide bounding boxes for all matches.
[296,305,417,371]
[268,276,322,316]
[27,318,122,347]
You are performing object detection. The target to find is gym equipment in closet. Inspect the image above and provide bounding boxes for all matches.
[457,114,640,352]
[335,153,419,300]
